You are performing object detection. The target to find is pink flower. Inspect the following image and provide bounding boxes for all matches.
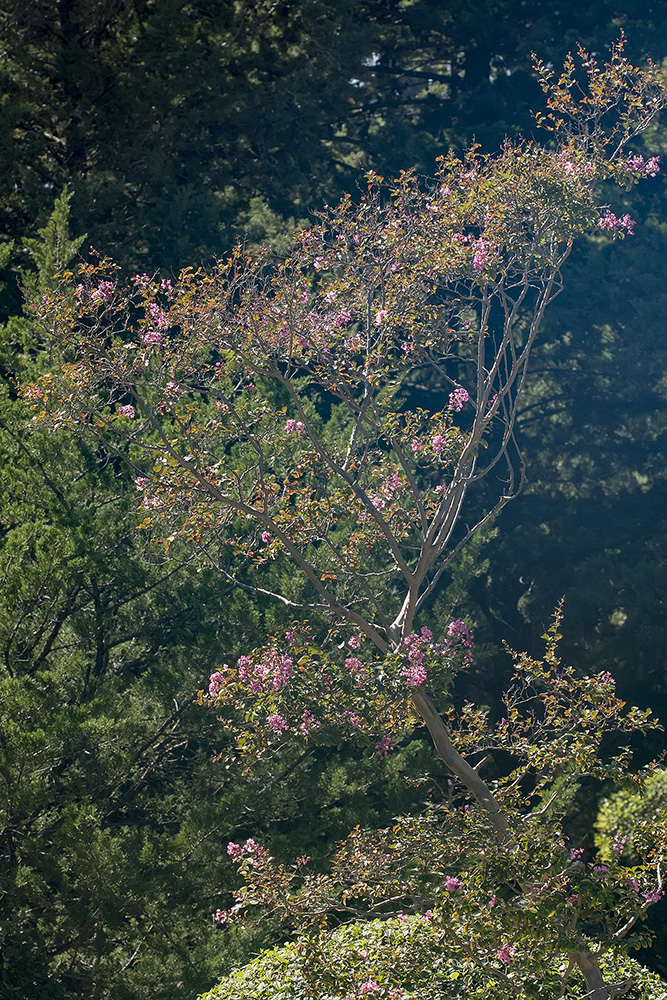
[147,302,169,329]
[344,656,367,687]
[299,710,321,735]
[117,404,135,419]
[227,841,242,857]
[488,894,497,908]
[444,876,463,892]
[208,670,227,696]
[214,908,231,925]
[359,982,380,995]
[448,387,469,412]
[611,835,627,854]
[134,476,149,490]
[143,330,163,345]
[261,530,271,543]
[472,238,491,273]
[624,154,660,177]
[598,211,635,235]
[375,309,388,325]
[375,735,393,758]
[134,273,151,289]
[497,945,517,965]
[348,635,362,649]
[90,281,114,303]
[410,438,422,452]
[285,419,306,435]
[644,888,664,904]
[431,434,446,453]
[238,650,293,694]
[267,713,289,733]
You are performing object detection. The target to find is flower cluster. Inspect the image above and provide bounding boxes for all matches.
[117,404,135,419]
[497,945,517,965]
[299,710,321,736]
[448,387,469,412]
[344,656,368,688]
[285,418,306,434]
[146,302,169,330]
[267,713,289,733]
[375,734,393,759]
[90,281,114,304]
[472,238,491,273]
[237,649,294,694]
[401,628,435,688]
[598,211,635,235]
[624,153,660,177]
[143,330,163,345]
[208,668,228,697]
[446,619,474,662]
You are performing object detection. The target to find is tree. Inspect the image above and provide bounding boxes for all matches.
[22,44,667,998]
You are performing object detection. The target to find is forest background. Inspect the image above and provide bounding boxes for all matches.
[2,2,667,999]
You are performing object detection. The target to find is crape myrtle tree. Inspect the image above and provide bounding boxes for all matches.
[22,45,667,999]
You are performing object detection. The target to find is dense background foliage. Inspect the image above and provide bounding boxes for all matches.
[2,2,667,997]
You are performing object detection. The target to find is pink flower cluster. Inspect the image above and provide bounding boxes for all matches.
[472,238,491,273]
[598,211,635,235]
[448,388,469,412]
[344,656,367,688]
[117,404,135,419]
[226,838,266,865]
[146,302,169,330]
[299,710,321,735]
[90,281,114,304]
[444,875,463,892]
[401,627,435,688]
[237,649,294,694]
[267,713,289,733]
[379,472,401,499]
[497,945,517,965]
[285,418,305,434]
[336,309,352,329]
[208,668,228,696]
[143,330,163,345]
[134,476,149,490]
[624,154,660,177]
[446,619,474,661]
[375,734,393,758]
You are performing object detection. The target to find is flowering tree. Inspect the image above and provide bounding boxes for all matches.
[23,43,667,999]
